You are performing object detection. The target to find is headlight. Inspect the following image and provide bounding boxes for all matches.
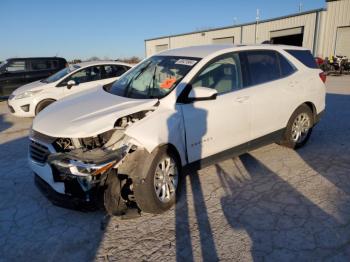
[15,90,42,100]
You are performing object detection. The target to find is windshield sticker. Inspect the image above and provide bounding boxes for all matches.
[175,59,197,66]
[160,77,177,89]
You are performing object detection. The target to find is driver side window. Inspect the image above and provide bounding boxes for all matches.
[60,66,101,86]
[192,53,242,94]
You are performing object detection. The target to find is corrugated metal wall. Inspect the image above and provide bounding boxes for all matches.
[317,0,350,57]
[251,13,316,50]
[145,0,350,58]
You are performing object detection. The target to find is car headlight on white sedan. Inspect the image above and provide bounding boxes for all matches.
[15,90,43,100]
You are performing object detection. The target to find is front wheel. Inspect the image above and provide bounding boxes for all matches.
[134,146,180,214]
[281,105,313,149]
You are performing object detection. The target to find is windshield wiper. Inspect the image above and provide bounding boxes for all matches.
[147,65,157,98]
[124,61,153,97]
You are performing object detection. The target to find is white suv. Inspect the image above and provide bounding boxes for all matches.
[29,45,326,215]
[8,61,132,117]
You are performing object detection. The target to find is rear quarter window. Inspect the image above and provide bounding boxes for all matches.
[285,50,318,69]
[277,53,296,77]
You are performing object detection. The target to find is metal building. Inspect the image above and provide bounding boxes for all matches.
[145,0,350,58]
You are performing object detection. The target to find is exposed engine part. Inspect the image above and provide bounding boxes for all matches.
[51,109,155,154]
[114,110,153,129]
[79,129,115,150]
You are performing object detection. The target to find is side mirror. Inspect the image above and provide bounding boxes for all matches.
[188,86,217,101]
[67,80,77,89]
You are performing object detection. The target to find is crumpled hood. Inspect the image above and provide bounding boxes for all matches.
[12,80,47,95]
[33,86,158,138]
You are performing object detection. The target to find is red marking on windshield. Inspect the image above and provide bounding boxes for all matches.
[160,78,177,89]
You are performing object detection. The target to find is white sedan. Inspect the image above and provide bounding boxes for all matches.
[29,44,325,215]
[7,61,132,117]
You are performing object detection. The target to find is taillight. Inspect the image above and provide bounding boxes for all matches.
[319,72,326,83]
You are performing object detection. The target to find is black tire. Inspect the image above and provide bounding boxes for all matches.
[35,99,55,115]
[280,104,314,149]
[133,146,181,214]
[104,171,128,216]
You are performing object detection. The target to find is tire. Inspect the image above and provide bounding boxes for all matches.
[35,99,55,115]
[280,104,314,149]
[104,171,128,216]
[133,146,181,214]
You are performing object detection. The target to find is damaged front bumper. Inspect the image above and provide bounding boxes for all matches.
[48,144,130,178]
[29,137,131,209]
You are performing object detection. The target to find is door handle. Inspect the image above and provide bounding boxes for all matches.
[235,96,249,103]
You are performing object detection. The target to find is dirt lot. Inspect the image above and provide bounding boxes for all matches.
[1,76,350,261]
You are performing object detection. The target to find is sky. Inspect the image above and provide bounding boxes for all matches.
[1,0,325,61]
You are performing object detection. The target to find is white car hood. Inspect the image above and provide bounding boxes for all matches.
[32,87,158,138]
[12,80,48,95]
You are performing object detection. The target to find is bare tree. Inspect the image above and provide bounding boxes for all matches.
[119,56,141,64]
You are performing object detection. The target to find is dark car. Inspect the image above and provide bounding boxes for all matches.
[0,57,67,98]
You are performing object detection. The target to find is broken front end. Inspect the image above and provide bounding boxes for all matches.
[29,112,151,213]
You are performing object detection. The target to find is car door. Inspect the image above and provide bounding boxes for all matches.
[60,66,103,97]
[180,53,252,163]
[0,60,26,97]
[240,50,299,140]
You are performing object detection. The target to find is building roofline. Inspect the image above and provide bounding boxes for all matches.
[145,7,326,42]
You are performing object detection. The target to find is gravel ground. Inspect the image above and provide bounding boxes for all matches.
[1,76,350,261]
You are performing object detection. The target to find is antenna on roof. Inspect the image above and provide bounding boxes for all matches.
[299,2,303,12]
[255,9,260,44]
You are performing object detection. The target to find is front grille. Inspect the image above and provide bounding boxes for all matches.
[30,140,50,164]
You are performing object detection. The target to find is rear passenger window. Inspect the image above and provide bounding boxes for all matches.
[31,60,50,70]
[51,60,58,69]
[101,65,127,79]
[277,53,296,77]
[245,50,280,85]
[285,50,317,68]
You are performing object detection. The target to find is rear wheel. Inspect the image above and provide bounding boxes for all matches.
[35,99,55,115]
[281,104,313,149]
[134,146,180,214]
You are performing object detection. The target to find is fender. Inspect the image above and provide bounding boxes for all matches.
[125,104,187,166]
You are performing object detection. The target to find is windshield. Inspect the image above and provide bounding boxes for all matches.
[106,56,200,99]
[0,61,7,70]
[41,64,80,83]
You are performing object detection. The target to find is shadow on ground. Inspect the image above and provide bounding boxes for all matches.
[0,135,107,261]
[0,113,12,133]
[174,93,350,261]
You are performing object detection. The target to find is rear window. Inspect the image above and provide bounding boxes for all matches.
[285,50,317,68]
[31,60,50,70]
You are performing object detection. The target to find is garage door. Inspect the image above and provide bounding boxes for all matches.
[270,27,304,46]
[212,37,234,44]
[335,27,350,57]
